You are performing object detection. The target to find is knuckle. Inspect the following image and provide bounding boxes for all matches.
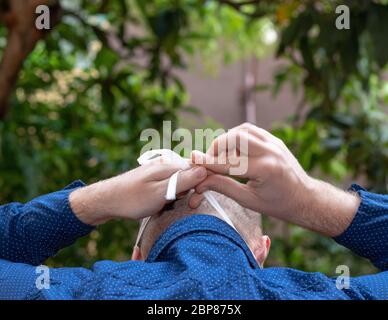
[235,122,253,134]
[256,127,268,135]
[240,122,253,130]
[270,145,283,158]
[255,127,270,140]
[260,157,280,175]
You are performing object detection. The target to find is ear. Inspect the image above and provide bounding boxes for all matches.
[253,235,271,267]
[131,246,143,261]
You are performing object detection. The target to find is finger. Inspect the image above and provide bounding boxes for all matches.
[194,174,252,208]
[191,150,231,175]
[188,169,220,208]
[144,157,187,180]
[207,128,250,156]
[235,123,286,149]
[188,192,205,209]
[192,150,254,178]
[206,129,267,157]
[206,169,215,176]
[234,123,270,141]
[174,166,207,194]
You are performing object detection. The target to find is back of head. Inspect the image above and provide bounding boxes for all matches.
[138,191,263,259]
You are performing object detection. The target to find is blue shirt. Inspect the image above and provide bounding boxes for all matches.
[0,181,387,300]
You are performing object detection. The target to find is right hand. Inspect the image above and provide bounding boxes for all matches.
[190,123,360,236]
[70,157,207,226]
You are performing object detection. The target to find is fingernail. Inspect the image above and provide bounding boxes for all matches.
[191,150,198,162]
[192,150,204,163]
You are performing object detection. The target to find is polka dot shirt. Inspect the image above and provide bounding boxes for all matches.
[0,183,387,300]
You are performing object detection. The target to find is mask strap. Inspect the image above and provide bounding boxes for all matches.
[165,170,182,200]
[203,192,237,231]
[134,216,151,248]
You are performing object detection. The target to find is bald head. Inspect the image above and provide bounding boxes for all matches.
[135,191,270,265]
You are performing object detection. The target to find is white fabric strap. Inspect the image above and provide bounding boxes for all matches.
[203,192,236,230]
[134,216,151,248]
[165,170,182,201]
[137,149,190,170]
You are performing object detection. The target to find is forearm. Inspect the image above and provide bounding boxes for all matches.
[69,178,116,226]
[291,177,361,237]
[70,163,208,225]
[288,178,388,271]
[69,171,138,225]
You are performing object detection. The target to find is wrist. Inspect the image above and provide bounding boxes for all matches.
[306,178,360,237]
[295,177,360,237]
[69,182,113,226]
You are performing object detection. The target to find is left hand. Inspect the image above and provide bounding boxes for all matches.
[69,157,207,225]
[189,123,360,237]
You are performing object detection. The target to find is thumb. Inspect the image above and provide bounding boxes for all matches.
[191,150,231,175]
[194,174,252,208]
[175,166,207,194]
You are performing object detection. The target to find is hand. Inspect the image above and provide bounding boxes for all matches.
[190,123,360,237]
[70,157,207,225]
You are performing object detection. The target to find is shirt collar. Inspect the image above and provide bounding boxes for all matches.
[146,214,259,268]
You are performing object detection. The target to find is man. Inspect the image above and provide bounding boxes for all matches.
[1,186,271,299]
[1,123,388,299]
[131,191,270,267]
[0,159,208,299]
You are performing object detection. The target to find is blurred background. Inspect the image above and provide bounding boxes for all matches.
[0,0,387,275]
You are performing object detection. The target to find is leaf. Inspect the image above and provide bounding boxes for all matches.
[277,12,312,56]
[94,47,119,70]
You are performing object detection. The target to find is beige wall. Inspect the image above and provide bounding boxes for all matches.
[178,56,299,130]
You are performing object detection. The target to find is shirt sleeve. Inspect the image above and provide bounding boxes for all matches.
[258,267,388,300]
[333,184,388,271]
[0,181,94,266]
[0,258,94,300]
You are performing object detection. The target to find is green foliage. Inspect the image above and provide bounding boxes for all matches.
[273,0,388,193]
[0,0,270,266]
[185,1,277,73]
[0,0,191,266]
[266,0,387,275]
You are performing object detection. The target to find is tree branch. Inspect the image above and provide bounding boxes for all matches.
[0,0,61,118]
